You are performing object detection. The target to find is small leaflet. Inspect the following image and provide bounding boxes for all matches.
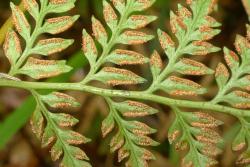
[215,63,229,90]
[150,50,163,79]
[23,0,39,19]
[19,57,72,79]
[118,30,154,45]
[103,0,118,30]
[92,16,108,46]
[48,0,76,13]
[3,30,22,65]
[41,92,80,108]
[43,15,80,35]
[105,49,149,65]
[32,38,74,56]
[82,29,98,67]
[126,15,157,29]
[10,2,31,39]
[160,76,207,96]
[94,67,146,86]
[175,58,214,75]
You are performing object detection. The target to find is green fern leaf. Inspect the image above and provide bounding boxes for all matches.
[32,38,74,56]
[3,0,250,166]
[40,92,80,108]
[169,107,223,167]
[118,30,154,45]
[125,15,157,29]
[3,1,90,166]
[160,76,207,96]
[213,25,250,108]
[92,16,108,46]
[151,0,222,166]
[212,25,250,165]
[3,30,22,65]
[103,98,158,167]
[82,29,98,68]
[80,0,157,165]
[215,63,230,90]
[31,91,91,167]
[23,0,39,20]
[10,2,31,40]
[47,0,76,13]
[19,58,72,79]
[174,58,214,76]
[149,0,220,97]
[94,67,146,86]
[81,0,156,85]
[43,15,80,35]
[133,0,156,11]
[6,0,78,78]
[150,51,163,80]
[103,0,118,30]
[105,49,149,65]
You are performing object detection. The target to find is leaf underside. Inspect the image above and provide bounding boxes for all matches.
[2,0,250,167]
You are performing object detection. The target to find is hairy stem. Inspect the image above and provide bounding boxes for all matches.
[0,79,249,117]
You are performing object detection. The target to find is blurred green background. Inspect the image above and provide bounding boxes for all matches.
[0,0,248,166]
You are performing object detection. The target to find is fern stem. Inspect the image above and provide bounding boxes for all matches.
[0,79,249,117]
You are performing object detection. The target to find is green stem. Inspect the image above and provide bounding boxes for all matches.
[0,79,249,117]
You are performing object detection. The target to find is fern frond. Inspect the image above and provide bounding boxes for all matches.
[2,0,250,166]
[211,25,250,166]
[81,0,156,85]
[80,0,158,166]
[5,0,78,78]
[148,0,223,166]
[213,25,250,106]
[103,98,158,167]
[31,91,91,167]
[169,107,223,167]
[3,1,91,166]
[148,0,220,94]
